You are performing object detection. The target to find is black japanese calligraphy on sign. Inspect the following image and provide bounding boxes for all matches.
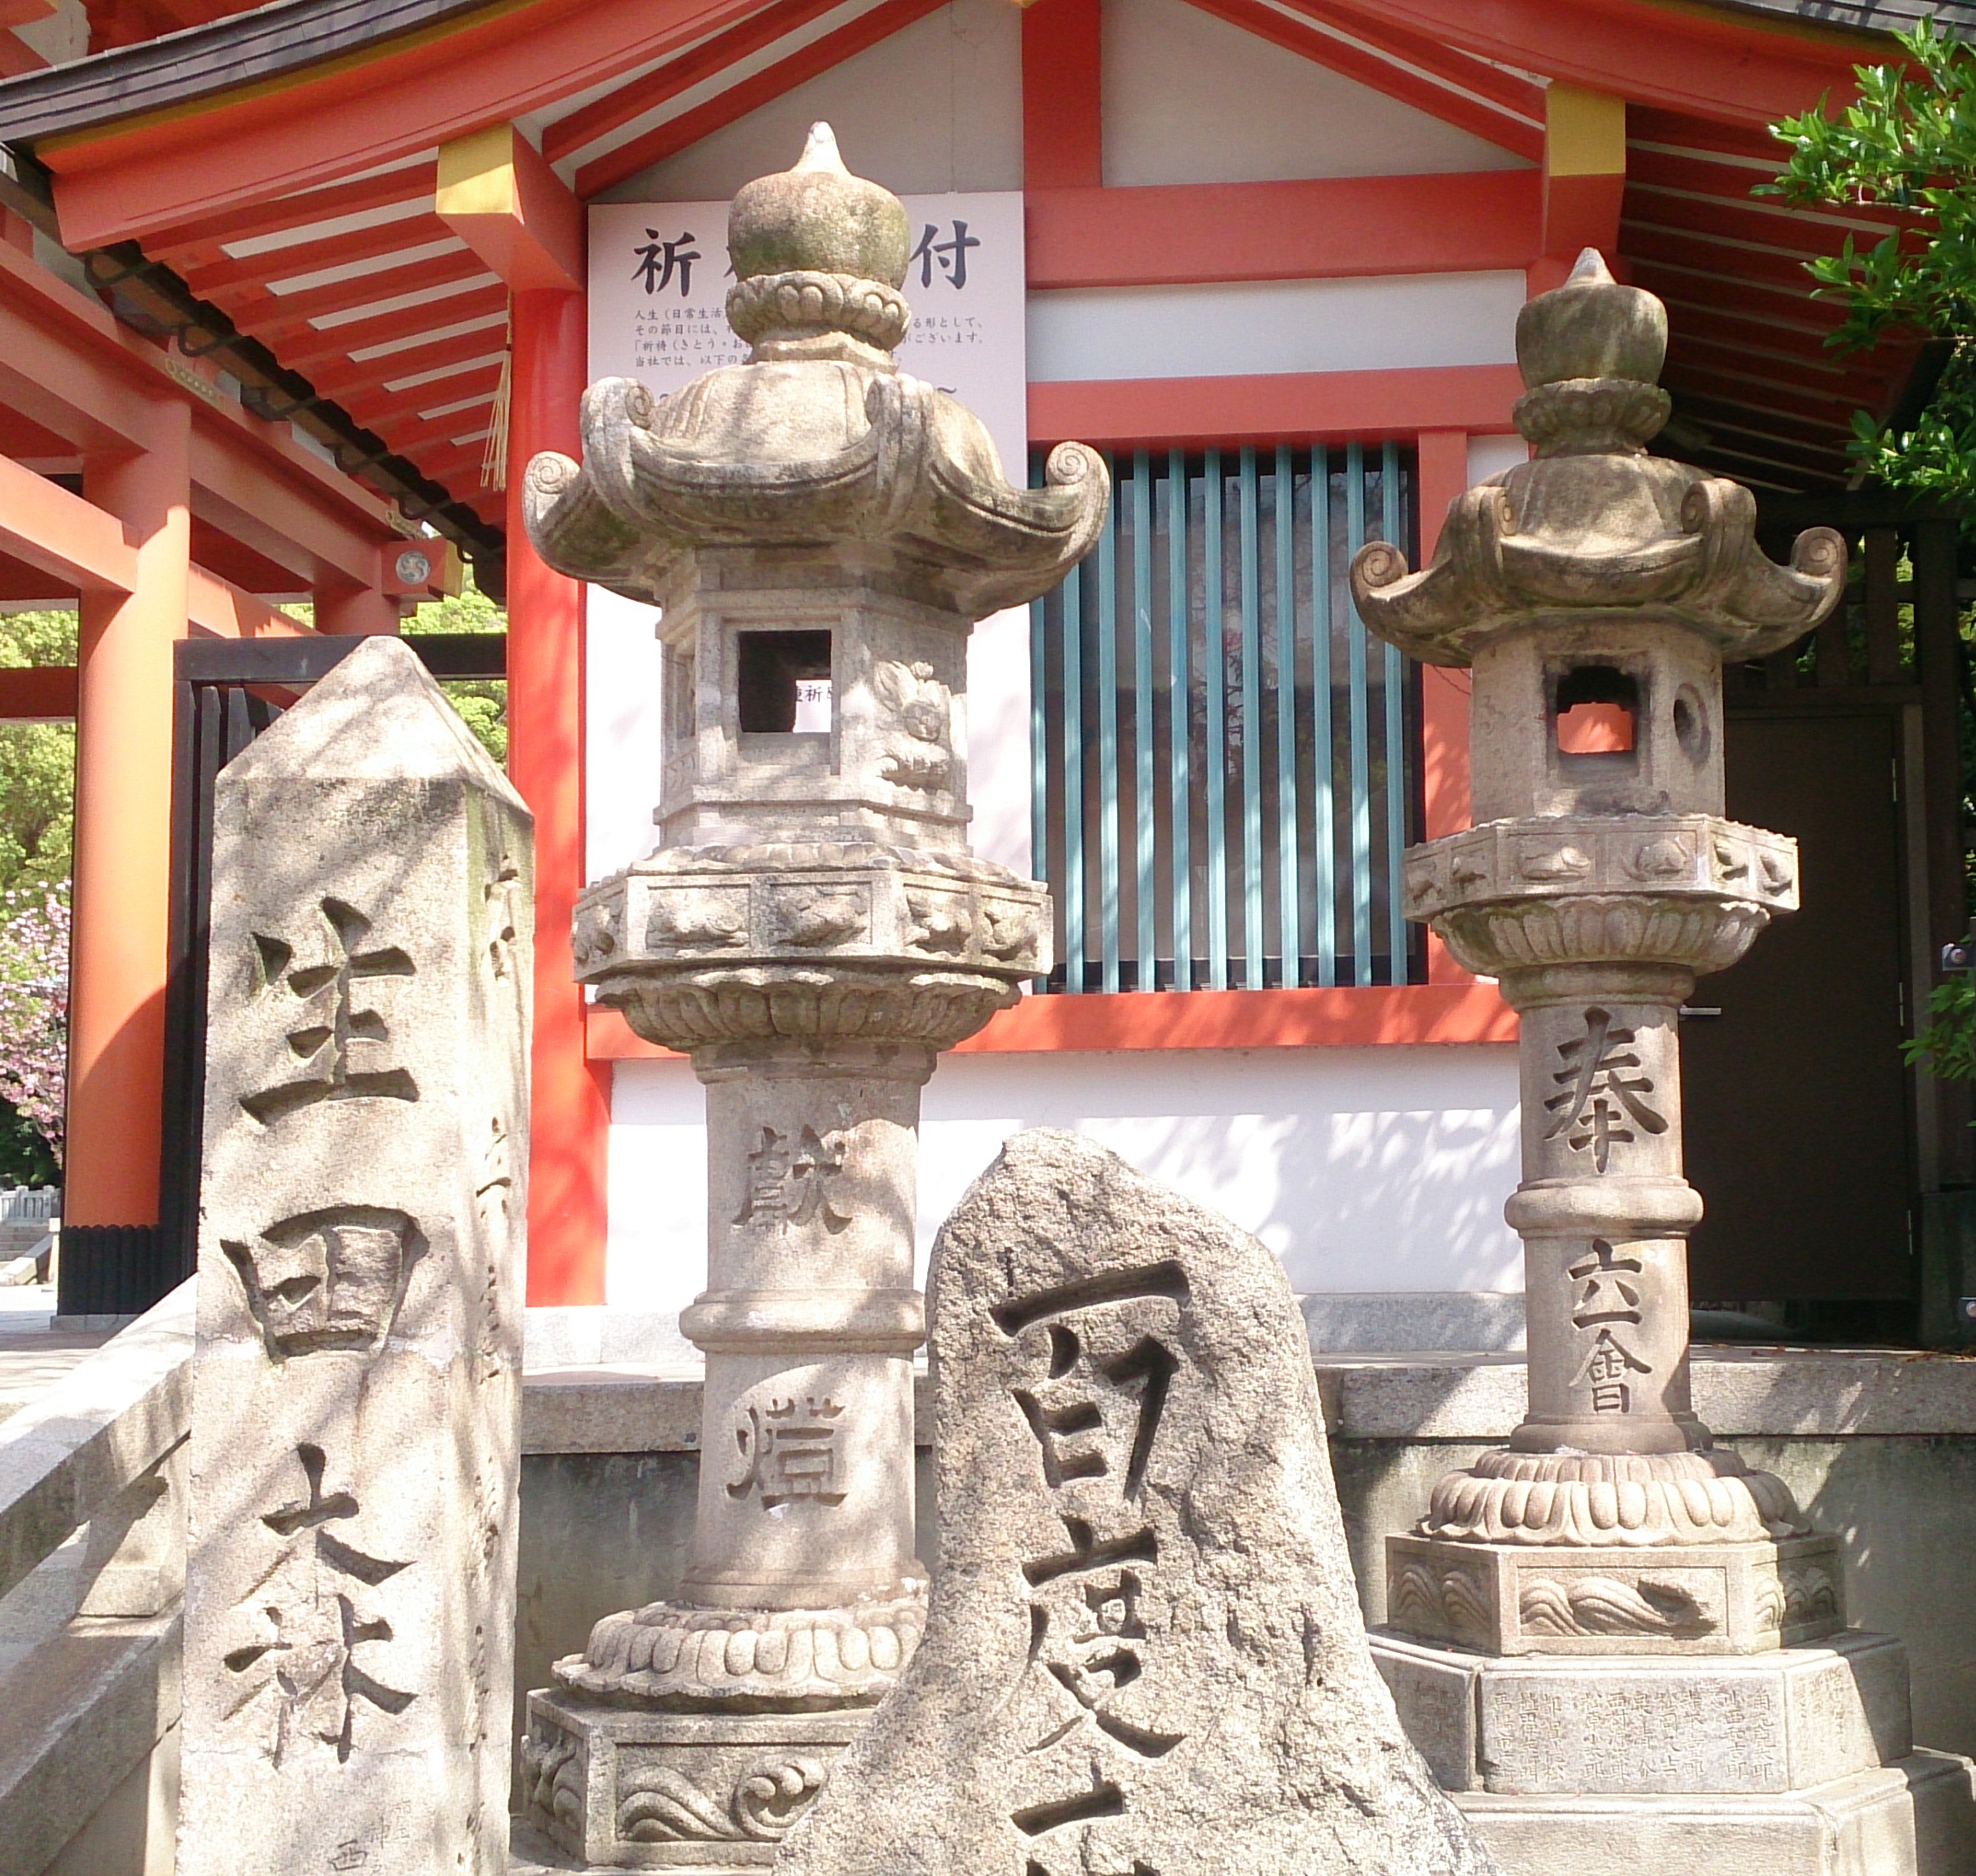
[908,219,980,291]
[633,229,702,298]
[994,1261,1189,1866]
[223,1444,415,1765]
[1544,1005,1668,1172]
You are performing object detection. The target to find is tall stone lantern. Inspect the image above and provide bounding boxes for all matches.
[512,126,1108,1869]
[1350,250,1976,1873]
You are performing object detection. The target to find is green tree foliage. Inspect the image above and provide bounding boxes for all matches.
[400,569,508,764]
[1766,20,1976,506]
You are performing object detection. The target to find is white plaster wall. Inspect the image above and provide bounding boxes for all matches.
[1468,432,1529,483]
[604,1045,1522,1318]
[1027,272,1525,383]
[1102,0,1532,187]
[594,0,1022,203]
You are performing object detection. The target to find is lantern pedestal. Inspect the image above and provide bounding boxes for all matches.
[1373,1629,1973,1876]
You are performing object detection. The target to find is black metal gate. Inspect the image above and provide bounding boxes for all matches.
[58,630,507,1319]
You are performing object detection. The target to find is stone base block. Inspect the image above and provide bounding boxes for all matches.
[520,1690,862,1870]
[1387,1529,1843,1655]
[1453,1749,1976,1876]
[1371,1628,1912,1795]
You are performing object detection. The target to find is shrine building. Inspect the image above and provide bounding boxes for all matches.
[0,0,1962,1350]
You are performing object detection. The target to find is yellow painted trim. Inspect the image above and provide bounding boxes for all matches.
[1545,82,1625,179]
[436,122,520,217]
[39,0,539,157]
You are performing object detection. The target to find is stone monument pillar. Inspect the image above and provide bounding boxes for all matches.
[178,637,532,1876]
[514,124,1107,1869]
[1351,250,1976,1874]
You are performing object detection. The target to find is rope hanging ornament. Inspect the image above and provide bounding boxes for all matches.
[480,312,512,491]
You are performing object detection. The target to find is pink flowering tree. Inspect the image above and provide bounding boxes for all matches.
[0,883,68,1177]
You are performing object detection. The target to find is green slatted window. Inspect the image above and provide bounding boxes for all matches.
[1030,442,1421,993]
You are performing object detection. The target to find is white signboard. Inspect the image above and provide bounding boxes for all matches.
[584,192,1035,888]
[587,193,1028,476]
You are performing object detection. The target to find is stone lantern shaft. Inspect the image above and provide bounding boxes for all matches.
[510,124,1107,1871]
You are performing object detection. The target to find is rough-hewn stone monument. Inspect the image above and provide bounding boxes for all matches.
[178,636,532,1875]
[1350,249,1976,1874]
[775,1128,1498,1876]
[516,124,1107,1867]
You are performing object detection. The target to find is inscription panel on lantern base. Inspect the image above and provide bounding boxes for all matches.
[1385,1530,1845,1657]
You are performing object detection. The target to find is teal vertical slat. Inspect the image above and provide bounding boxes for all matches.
[1202,451,1229,992]
[1238,447,1264,990]
[1061,557,1085,993]
[1132,451,1156,990]
[1274,444,1299,987]
[1166,450,1192,991]
[1097,473,1121,996]
[1382,441,1409,986]
[1345,442,1373,985]
[1310,446,1336,987]
[1029,594,1047,884]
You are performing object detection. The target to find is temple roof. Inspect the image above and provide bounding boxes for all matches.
[0,0,1945,545]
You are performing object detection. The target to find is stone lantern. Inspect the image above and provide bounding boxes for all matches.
[1349,250,1976,1873]
[512,125,1108,1869]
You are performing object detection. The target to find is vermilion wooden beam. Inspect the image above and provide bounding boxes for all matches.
[0,665,79,719]
[1314,0,1870,129]
[224,248,488,333]
[186,566,312,637]
[507,284,608,1307]
[1543,82,1625,263]
[310,324,507,398]
[1188,0,1542,163]
[180,213,455,296]
[573,0,949,198]
[587,984,1519,1059]
[42,0,774,247]
[436,122,582,295]
[543,0,844,168]
[146,164,440,263]
[1026,172,1541,289]
[1028,364,1524,450]
[1022,0,1101,191]
[273,287,509,368]
[1269,0,1547,125]
[0,450,138,592]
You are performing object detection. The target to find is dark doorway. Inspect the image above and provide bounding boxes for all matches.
[1682,699,1916,1330]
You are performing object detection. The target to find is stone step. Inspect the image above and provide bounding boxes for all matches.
[1456,1747,1976,1876]
[1374,1626,1915,1796]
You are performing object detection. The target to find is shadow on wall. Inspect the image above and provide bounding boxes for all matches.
[919,1046,1521,1295]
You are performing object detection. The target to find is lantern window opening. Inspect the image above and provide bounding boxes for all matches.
[737,629,834,735]
[1554,663,1639,758]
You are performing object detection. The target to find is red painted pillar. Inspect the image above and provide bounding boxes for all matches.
[68,402,190,1229]
[314,580,400,635]
[1415,427,1473,986]
[507,286,609,1303]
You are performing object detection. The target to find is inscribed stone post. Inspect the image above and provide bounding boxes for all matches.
[177,636,532,1876]
[776,1129,1499,1876]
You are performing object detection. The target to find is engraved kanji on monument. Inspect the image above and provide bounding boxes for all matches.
[177,636,532,1876]
[775,1130,1498,1876]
